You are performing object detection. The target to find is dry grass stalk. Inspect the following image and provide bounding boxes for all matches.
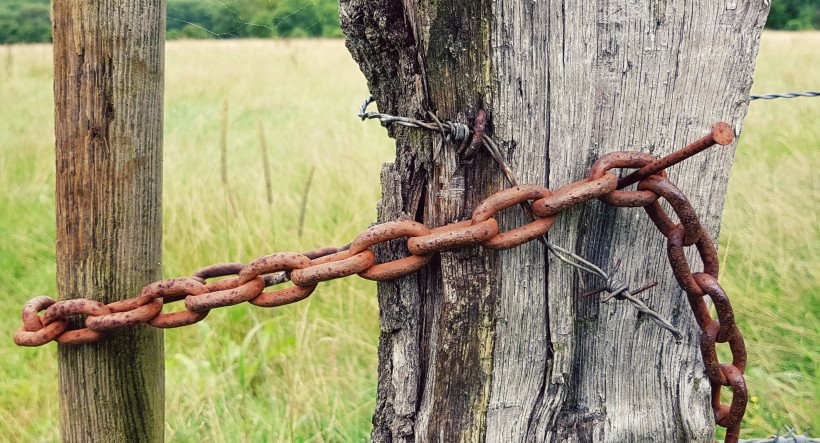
[257,120,274,206]
[298,165,316,238]
[221,99,238,215]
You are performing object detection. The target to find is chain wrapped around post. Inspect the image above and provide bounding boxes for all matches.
[13,121,748,442]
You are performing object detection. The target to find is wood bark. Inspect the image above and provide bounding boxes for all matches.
[340,1,769,441]
[53,1,165,441]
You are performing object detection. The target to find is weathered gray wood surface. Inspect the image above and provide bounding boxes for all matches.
[54,1,165,441]
[341,1,768,441]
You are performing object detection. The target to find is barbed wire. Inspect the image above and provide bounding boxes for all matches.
[358,101,749,439]
[749,91,819,100]
[359,96,683,341]
[18,101,756,442]
[736,429,819,443]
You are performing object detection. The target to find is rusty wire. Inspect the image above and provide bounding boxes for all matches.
[14,117,749,442]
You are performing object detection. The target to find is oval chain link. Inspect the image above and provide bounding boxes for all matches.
[472,185,558,250]
[13,138,748,442]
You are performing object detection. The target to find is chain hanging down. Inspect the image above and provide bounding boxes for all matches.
[14,112,748,443]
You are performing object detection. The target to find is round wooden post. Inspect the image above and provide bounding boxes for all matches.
[53,1,165,441]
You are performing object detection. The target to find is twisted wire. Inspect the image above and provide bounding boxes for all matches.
[360,97,682,340]
[734,429,820,443]
[750,91,819,100]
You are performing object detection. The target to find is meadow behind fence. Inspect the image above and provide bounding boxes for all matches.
[0,33,817,441]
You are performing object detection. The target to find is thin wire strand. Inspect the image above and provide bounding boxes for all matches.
[359,97,683,340]
[733,428,820,443]
[750,91,819,100]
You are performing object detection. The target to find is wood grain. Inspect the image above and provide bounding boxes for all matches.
[342,1,768,441]
[53,1,165,441]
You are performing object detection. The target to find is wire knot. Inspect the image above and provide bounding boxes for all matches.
[603,277,629,302]
[447,122,470,142]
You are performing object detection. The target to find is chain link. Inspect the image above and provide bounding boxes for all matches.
[13,122,748,442]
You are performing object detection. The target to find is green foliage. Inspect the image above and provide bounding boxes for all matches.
[0,0,51,44]
[0,0,815,43]
[767,0,820,30]
[166,0,343,39]
[1,34,818,440]
[0,0,344,43]
[0,40,390,441]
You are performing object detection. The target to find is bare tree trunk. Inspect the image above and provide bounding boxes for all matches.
[53,1,165,441]
[340,1,768,441]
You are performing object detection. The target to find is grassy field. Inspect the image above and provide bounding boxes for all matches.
[0,32,817,441]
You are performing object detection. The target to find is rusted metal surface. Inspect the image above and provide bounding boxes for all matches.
[589,151,666,207]
[137,277,209,304]
[13,123,748,442]
[40,299,112,345]
[148,309,209,329]
[203,276,245,293]
[239,252,312,284]
[140,278,210,329]
[21,296,58,330]
[186,277,265,312]
[349,220,431,255]
[471,185,551,222]
[617,122,734,189]
[530,173,617,217]
[461,108,487,159]
[358,254,433,281]
[14,320,68,346]
[86,299,162,332]
[638,176,703,246]
[250,284,317,308]
[350,220,434,281]
[407,219,499,255]
[291,250,377,287]
[14,297,68,346]
[694,273,737,342]
[470,185,558,250]
[194,262,245,280]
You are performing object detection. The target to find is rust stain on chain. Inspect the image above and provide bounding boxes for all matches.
[12,123,748,442]
[291,250,377,287]
[617,122,734,189]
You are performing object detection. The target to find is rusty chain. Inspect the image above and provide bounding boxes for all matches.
[14,121,748,442]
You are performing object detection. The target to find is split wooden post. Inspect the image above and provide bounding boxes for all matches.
[341,1,770,441]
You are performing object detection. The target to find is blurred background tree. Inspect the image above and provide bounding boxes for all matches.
[767,0,820,30]
[0,0,51,44]
[0,0,342,43]
[0,0,815,44]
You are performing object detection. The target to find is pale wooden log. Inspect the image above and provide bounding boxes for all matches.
[53,1,165,441]
[341,1,768,441]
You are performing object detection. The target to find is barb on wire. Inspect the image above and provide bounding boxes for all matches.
[543,242,683,342]
[16,107,750,441]
[359,97,682,341]
[750,91,819,100]
[733,429,819,443]
[359,96,471,143]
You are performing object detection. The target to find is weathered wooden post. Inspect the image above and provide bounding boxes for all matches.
[53,1,165,441]
[341,1,769,441]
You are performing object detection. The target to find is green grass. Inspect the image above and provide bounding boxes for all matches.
[0,39,393,442]
[0,33,817,441]
[719,32,819,436]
